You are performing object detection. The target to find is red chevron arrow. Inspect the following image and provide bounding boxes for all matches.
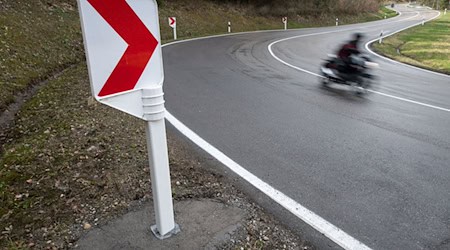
[169,17,176,26]
[87,0,158,97]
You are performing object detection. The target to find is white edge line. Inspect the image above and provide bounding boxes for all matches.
[161,27,312,48]
[365,10,449,78]
[266,9,421,79]
[159,9,430,250]
[369,90,450,112]
[268,9,450,113]
[160,6,410,49]
[161,18,372,250]
[165,111,372,250]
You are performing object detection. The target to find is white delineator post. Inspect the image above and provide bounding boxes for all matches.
[445,8,447,15]
[174,25,177,40]
[379,30,383,44]
[228,21,231,33]
[336,18,339,26]
[142,87,180,239]
[282,17,287,30]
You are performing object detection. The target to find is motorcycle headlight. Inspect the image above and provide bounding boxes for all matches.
[365,62,379,69]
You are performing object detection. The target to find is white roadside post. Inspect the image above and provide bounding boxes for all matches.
[379,30,383,44]
[143,87,179,239]
[77,0,179,239]
[228,21,231,33]
[336,18,339,26]
[168,17,177,40]
[282,17,287,30]
[445,8,447,15]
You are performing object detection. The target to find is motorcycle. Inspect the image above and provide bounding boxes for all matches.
[319,54,379,95]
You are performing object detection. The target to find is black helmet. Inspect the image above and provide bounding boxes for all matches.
[353,32,364,41]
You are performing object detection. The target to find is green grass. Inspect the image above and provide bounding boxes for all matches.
[373,6,398,20]
[373,11,450,74]
[158,2,399,42]
[0,1,83,113]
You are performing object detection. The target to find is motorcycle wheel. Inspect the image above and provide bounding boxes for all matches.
[360,77,377,94]
[321,76,330,86]
[349,81,367,95]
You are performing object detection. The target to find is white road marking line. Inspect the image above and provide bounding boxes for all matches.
[161,6,417,49]
[267,9,420,69]
[268,10,450,113]
[160,9,436,250]
[161,20,375,250]
[267,9,419,47]
[165,112,372,250]
[369,90,450,112]
[365,11,448,78]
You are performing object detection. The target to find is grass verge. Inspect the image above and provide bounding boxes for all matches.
[0,1,83,113]
[372,11,450,75]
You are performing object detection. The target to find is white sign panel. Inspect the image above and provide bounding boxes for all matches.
[168,17,176,28]
[78,0,164,119]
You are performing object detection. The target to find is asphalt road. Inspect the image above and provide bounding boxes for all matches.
[163,5,450,249]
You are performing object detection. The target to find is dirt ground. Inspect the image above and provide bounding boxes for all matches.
[0,63,314,249]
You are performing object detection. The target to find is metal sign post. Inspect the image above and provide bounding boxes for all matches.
[77,0,179,240]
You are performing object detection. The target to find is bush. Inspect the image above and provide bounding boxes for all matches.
[418,0,449,10]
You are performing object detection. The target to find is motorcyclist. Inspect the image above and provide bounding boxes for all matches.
[320,32,377,94]
[336,33,364,77]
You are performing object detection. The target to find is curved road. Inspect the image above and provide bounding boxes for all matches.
[163,5,450,249]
